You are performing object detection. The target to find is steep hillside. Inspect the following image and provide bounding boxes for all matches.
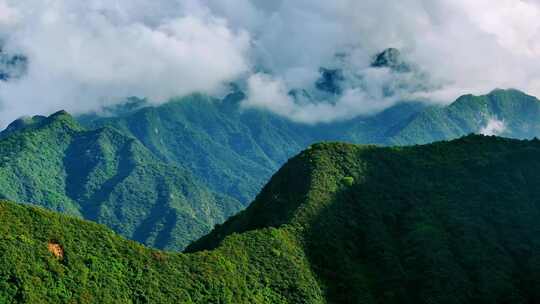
[80,89,540,205]
[190,135,540,303]
[0,111,241,250]
[4,89,537,250]
[0,200,322,303]
[3,135,540,303]
[80,92,426,203]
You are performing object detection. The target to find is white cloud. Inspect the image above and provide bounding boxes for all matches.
[243,73,397,123]
[243,73,295,118]
[2,0,540,125]
[210,0,540,120]
[0,0,250,125]
[0,0,18,27]
[455,0,540,56]
[480,118,507,136]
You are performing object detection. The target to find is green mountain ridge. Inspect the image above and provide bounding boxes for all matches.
[189,135,540,303]
[80,89,540,205]
[80,92,427,203]
[2,88,538,253]
[3,135,540,303]
[81,93,322,203]
[390,89,540,144]
[0,111,242,250]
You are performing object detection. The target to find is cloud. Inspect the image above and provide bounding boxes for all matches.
[209,0,540,120]
[243,73,397,123]
[0,0,18,27]
[2,0,540,125]
[480,118,507,136]
[0,0,250,126]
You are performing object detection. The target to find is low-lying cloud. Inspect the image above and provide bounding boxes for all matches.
[244,72,399,124]
[0,0,250,125]
[1,0,540,125]
[480,118,507,136]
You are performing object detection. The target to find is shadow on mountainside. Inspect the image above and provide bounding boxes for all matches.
[303,136,540,303]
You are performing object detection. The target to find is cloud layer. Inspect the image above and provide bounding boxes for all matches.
[480,118,507,136]
[0,0,250,125]
[1,0,540,125]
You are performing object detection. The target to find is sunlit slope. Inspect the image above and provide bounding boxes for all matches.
[3,135,540,303]
[0,111,241,250]
[191,135,540,303]
[0,200,322,303]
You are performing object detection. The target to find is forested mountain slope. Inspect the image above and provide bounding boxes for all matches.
[190,135,540,303]
[81,89,540,204]
[390,89,540,144]
[80,92,425,203]
[3,135,540,303]
[0,111,241,250]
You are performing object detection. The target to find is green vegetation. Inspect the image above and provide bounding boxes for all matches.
[0,111,242,250]
[390,89,540,144]
[342,176,355,186]
[190,135,540,303]
[80,92,427,203]
[0,200,322,303]
[2,89,539,252]
[80,92,320,204]
[81,89,540,205]
[3,135,540,303]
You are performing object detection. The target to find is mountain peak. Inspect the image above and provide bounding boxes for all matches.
[451,88,535,106]
[41,110,83,132]
[0,112,77,138]
[0,110,82,138]
[488,88,529,97]
[50,109,70,118]
[315,68,344,95]
[371,48,411,72]
[2,115,46,135]
[0,49,28,81]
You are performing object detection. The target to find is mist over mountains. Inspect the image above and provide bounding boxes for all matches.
[2,2,540,302]
[80,88,540,200]
[0,46,26,81]
[2,0,540,125]
[2,88,540,252]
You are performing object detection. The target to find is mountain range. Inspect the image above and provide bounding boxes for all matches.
[81,88,540,202]
[2,88,540,250]
[0,111,241,250]
[2,135,540,303]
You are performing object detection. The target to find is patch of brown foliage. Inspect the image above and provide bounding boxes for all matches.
[152,251,167,262]
[47,241,64,259]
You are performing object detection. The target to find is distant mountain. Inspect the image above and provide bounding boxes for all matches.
[3,87,539,253]
[0,111,241,250]
[80,89,540,205]
[80,92,427,203]
[81,92,328,203]
[371,48,412,73]
[0,47,27,81]
[315,67,345,95]
[389,89,540,144]
[3,135,540,303]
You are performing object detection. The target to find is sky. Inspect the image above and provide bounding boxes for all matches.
[1,0,540,125]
